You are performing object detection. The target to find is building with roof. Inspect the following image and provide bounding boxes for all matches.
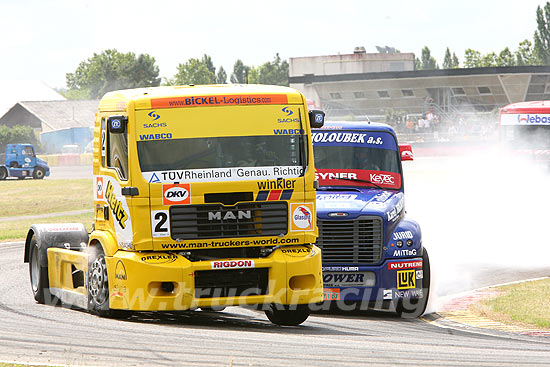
[289,49,550,123]
[0,80,66,116]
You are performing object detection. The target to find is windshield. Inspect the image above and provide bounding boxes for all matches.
[313,130,401,189]
[500,125,550,150]
[138,135,302,171]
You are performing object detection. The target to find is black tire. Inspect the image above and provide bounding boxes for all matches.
[0,168,7,180]
[265,304,310,326]
[88,246,111,316]
[396,248,431,318]
[29,236,59,305]
[33,167,45,179]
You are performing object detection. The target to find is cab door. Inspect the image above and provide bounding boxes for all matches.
[94,114,134,250]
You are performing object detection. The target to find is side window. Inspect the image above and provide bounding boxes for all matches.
[101,118,107,167]
[106,116,129,181]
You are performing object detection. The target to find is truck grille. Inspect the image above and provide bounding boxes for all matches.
[316,216,383,264]
[170,202,287,240]
[194,268,269,298]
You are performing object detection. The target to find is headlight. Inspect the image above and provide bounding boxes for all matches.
[406,239,413,247]
[396,240,403,248]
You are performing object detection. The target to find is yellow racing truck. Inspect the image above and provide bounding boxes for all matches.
[24,84,325,326]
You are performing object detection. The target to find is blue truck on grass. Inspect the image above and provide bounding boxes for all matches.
[312,121,429,317]
[0,144,50,180]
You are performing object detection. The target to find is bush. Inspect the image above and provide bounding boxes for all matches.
[0,125,40,153]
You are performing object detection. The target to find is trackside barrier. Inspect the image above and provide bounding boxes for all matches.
[36,154,93,166]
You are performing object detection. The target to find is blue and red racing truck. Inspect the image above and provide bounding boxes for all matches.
[312,121,429,317]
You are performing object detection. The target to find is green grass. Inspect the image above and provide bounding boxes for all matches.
[0,212,94,242]
[0,179,93,218]
[470,278,550,330]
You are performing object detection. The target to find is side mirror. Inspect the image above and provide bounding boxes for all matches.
[309,110,325,128]
[107,115,127,134]
[399,144,414,161]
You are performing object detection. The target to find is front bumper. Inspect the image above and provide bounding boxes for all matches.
[105,245,324,311]
[322,257,425,304]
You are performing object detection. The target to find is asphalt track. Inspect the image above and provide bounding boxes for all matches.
[1,157,550,366]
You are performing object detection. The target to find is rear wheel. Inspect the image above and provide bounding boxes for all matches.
[33,167,45,179]
[29,236,59,305]
[395,248,431,318]
[265,304,310,326]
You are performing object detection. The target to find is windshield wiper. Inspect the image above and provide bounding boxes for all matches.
[325,176,387,190]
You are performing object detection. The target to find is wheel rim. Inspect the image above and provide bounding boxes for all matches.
[89,255,108,306]
[0,169,6,179]
[35,169,44,178]
[30,246,39,293]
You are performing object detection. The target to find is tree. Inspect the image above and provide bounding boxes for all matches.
[414,57,422,70]
[480,52,498,67]
[173,58,216,85]
[443,48,460,69]
[534,2,550,65]
[216,66,227,84]
[516,39,535,65]
[230,60,251,84]
[417,46,439,70]
[247,53,289,86]
[463,49,482,68]
[497,47,516,66]
[202,54,216,75]
[66,49,160,99]
[0,125,40,153]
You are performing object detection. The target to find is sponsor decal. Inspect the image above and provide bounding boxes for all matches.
[290,203,314,231]
[323,288,340,301]
[282,107,293,116]
[316,194,357,201]
[96,177,104,200]
[140,253,178,264]
[518,114,550,124]
[143,166,303,184]
[274,128,303,134]
[207,210,251,221]
[281,246,311,257]
[388,260,422,270]
[105,181,129,229]
[387,197,404,222]
[383,289,393,300]
[322,266,359,272]
[393,249,417,257]
[312,132,382,145]
[373,192,392,202]
[211,260,255,269]
[257,178,296,191]
[138,133,172,141]
[370,173,395,185]
[394,289,423,298]
[115,260,127,281]
[416,270,424,280]
[119,241,133,250]
[43,224,82,232]
[323,272,369,287]
[162,183,191,205]
[144,122,167,128]
[148,111,160,121]
[256,189,293,201]
[316,171,357,180]
[392,231,413,240]
[397,270,416,289]
[150,94,289,109]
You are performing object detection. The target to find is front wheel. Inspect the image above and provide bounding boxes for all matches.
[265,304,310,326]
[0,168,7,180]
[88,246,111,316]
[29,235,59,305]
[33,168,45,179]
[395,248,431,318]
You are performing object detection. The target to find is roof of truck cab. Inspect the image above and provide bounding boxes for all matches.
[315,120,396,134]
[98,84,305,112]
[500,100,550,114]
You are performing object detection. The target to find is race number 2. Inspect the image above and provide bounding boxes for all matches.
[151,210,170,238]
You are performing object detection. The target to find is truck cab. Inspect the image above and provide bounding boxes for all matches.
[0,143,50,180]
[312,121,429,317]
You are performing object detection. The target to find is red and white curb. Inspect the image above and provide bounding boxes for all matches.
[422,277,550,336]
